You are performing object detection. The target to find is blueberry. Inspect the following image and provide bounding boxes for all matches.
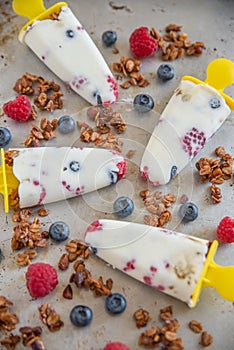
[113,196,134,218]
[110,171,118,184]
[49,221,70,242]
[209,97,221,109]
[105,293,127,314]
[133,94,154,113]
[102,30,117,47]
[170,165,178,180]
[69,160,80,172]
[66,29,75,38]
[0,127,11,147]
[58,115,75,134]
[179,202,198,222]
[157,64,175,81]
[70,305,93,327]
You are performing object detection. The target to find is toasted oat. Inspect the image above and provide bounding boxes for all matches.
[62,284,73,300]
[0,333,21,349]
[19,326,44,349]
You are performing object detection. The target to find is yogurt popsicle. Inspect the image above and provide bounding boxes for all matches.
[85,219,234,307]
[140,58,234,186]
[0,147,126,211]
[12,0,118,105]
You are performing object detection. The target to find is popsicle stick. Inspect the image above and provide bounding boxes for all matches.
[0,148,9,213]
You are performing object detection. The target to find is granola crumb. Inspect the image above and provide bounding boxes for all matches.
[201,331,213,347]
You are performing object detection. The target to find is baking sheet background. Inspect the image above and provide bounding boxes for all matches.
[0,0,234,349]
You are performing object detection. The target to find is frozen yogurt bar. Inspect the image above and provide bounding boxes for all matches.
[140,58,234,185]
[0,147,126,210]
[85,219,234,307]
[13,1,118,105]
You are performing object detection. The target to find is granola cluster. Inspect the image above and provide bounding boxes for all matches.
[24,117,58,147]
[151,24,205,61]
[196,146,233,204]
[59,239,113,299]
[113,56,150,89]
[19,326,45,350]
[13,72,63,112]
[0,296,19,333]
[138,305,183,349]
[38,303,64,332]
[11,208,49,266]
[140,189,176,227]
[77,105,126,152]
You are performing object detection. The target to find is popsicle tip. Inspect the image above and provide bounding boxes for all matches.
[205,58,234,92]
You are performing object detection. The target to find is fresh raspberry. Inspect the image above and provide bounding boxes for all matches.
[103,342,130,350]
[26,262,58,298]
[129,27,158,58]
[217,216,234,243]
[3,95,32,122]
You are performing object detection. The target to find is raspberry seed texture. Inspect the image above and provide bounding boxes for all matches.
[3,95,32,122]
[217,216,234,243]
[129,27,158,58]
[26,262,58,298]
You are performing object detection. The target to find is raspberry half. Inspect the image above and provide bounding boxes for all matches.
[129,27,158,58]
[217,216,234,243]
[3,95,32,122]
[26,262,58,298]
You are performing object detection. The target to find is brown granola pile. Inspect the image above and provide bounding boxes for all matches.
[11,208,49,266]
[138,305,184,349]
[113,56,150,89]
[59,239,113,298]
[13,72,63,112]
[140,189,176,227]
[24,117,58,147]
[77,105,126,152]
[0,296,19,332]
[151,23,205,61]
[196,146,233,204]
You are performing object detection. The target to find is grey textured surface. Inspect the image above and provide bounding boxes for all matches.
[0,0,234,349]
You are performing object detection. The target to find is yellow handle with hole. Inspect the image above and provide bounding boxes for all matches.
[0,148,19,213]
[191,240,234,307]
[183,58,234,110]
[12,0,68,39]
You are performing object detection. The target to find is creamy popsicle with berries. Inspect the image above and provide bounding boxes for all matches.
[12,1,118,105]
[140,58,234,185]
[0,147,126,211]
[85,219,234,307]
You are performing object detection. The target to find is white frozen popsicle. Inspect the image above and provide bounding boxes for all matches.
[140,58,234,186]
[85,219,234,307]
[0,147,126,210]
[13,1,118,105]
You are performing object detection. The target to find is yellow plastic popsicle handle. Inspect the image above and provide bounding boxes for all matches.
[0,148,19,213]
[12,0,68,39]
[182,58,234,110]
[191,240,234,307]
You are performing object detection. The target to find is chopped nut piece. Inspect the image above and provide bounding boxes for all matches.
[201,331,213,347]
[62,284,73,299]
[160,305,173,322]
[189,320,203,333]
[37,208,49,217]
[58,253,69,270]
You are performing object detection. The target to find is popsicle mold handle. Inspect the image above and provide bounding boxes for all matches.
[183,58,234,110]
[202,260,234,303]
[0,148,19,213]
[0,148,9,213]
[12,0,46,20]
[12,0,68,40]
